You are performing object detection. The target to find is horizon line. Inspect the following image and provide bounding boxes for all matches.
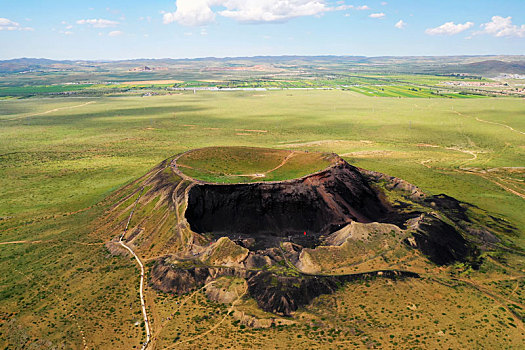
[2,54,525,63]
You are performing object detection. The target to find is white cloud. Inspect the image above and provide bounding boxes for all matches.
[395,19,406,29]
[369,12,385,19]
[163,0,216,26]
[0,17,33,31]
[425,21,473,36]
[476,16,525,38]
[163,0,354,26]
[200,28,208,35]
[219,0,330,23]
[108,30,123,37]
[356,5,370,11]
[76,18,119,28]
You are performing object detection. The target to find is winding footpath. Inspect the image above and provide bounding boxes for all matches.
[116,165,169,349]
[118,237,151,350]
[119,186,151,349]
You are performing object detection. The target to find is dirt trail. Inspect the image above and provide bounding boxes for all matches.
[0,240,42,245]
[117,165,168,350]
[452,110,525,136]
[174,149,297,179]
[119,238,151,349]
[153,280,218,344]
[455,277,525,331]
[478,174,525,199]
[263,151,297,176]
[417,143,525,200]
[165,285,248,349]
[172,179,186,242]
[3,101,96,122]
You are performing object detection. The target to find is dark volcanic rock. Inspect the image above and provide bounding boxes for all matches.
[421,194,471,222]
[246,270,420,316]
[150,262,211,294]
[185,162,389,237]
[406,214,477,265]
[246,271,340,316]
[150,259,242,294]
[150,259,420,317]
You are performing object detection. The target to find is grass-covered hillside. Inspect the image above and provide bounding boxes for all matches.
[176,147,337,183]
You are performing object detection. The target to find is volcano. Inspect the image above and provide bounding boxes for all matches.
[104,147,514,316]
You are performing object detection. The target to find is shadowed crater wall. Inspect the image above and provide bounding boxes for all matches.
[185,162,390,237]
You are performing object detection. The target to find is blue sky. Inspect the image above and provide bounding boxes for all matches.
[0,0,524,60]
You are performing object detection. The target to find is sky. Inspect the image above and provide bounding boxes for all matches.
[0,0,524,60]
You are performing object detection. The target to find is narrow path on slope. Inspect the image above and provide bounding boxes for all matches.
[117,165,168,350]
[0,240,42,245]
[173,150,298,179]
[449,169,525,200]
[119,237,151,350]
[416,144,525,200]
[262,151,297,176]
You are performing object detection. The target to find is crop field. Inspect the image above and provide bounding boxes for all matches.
[0,89,524,348]
[343,85,481,98]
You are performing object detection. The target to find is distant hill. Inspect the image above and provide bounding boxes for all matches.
[1,55,525,76]
[0,58,74,73]
[448,60,525,76]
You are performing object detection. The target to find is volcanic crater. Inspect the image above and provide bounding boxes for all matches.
[105,147,515,318]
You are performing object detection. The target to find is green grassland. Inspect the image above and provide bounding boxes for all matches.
[0,90,524,348]
[177,147,336,183]
[1,90,522,228]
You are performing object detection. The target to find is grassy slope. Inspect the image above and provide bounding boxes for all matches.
[0,90,524,348]
[177,147,336,183]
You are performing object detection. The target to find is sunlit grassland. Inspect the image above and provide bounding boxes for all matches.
[0,90,524,348]
[1,90,523,231]
[177,147,336,183]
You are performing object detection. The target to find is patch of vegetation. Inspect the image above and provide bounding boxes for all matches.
[177,147,337,183]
